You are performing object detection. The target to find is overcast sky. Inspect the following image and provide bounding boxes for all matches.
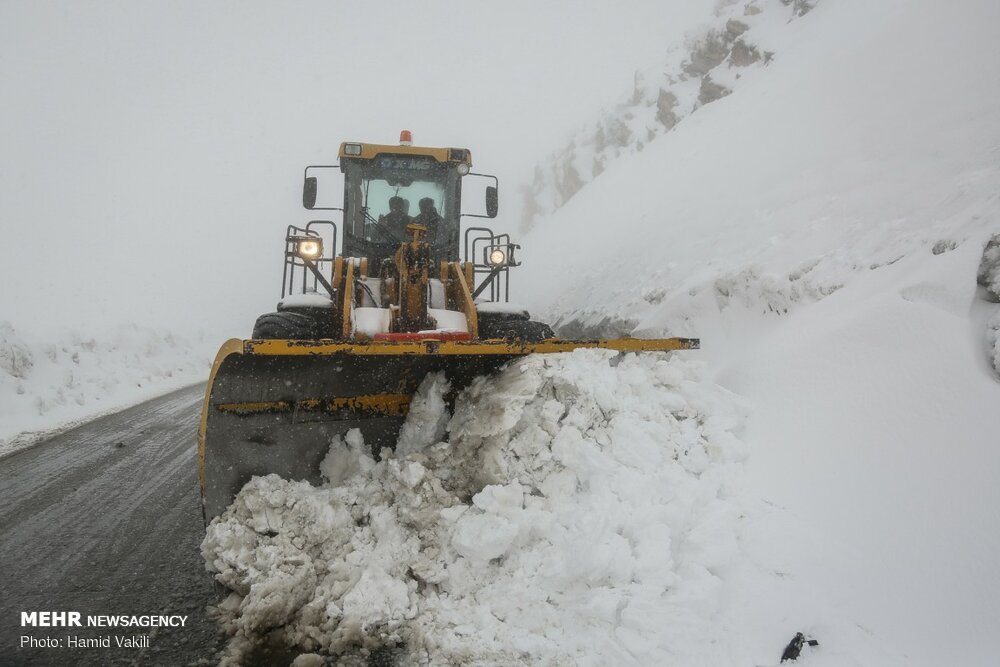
[0,1,714,337]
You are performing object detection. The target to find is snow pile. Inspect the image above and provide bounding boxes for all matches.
[521,0,816,231]
[202,350,752,665]
[0,321,211,454]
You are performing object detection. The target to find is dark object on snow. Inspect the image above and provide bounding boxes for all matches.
[780,632,819,662]
[977,233,1000,301]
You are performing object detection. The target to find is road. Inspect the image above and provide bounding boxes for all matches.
[0,384,227,667]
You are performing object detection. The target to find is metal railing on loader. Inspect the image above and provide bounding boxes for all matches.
[463,226,516,303]
[280,221,337,300]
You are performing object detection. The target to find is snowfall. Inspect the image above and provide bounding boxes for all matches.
[8,0,1000,664]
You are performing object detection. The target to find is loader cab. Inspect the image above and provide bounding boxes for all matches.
[340,150,464,268]
[300,139,474,265]
[301,133,510,302]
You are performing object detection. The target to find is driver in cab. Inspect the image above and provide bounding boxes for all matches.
[412,197,444,243]
[379,196,413,241]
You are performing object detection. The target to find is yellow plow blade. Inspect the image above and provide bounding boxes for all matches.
[198,336,698,520]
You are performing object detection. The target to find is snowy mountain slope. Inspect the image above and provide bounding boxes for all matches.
[520,0,817,231]
[515,0,1000,664]
[0,322,211,455]
[520,0,1000,339]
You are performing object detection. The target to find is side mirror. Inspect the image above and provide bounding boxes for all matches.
[485,186,499,218]
[303,177,318,210]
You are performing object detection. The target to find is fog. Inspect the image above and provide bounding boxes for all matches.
[0,1,712,337]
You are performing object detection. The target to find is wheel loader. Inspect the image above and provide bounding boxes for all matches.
[198,132,698,521]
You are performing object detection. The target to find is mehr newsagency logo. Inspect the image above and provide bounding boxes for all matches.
[22,611,187,628]
[19,611,188,649]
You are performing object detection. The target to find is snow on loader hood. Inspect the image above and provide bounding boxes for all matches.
[201,349,753,666]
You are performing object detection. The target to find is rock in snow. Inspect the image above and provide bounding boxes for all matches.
[202,350,748,665]
[978,234,1000,302]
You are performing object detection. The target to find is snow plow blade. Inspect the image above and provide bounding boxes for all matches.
[198,336,698,520]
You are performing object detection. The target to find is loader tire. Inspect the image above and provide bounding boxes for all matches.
[252,311,329,340]
[480,318,554,342]
[477,309,530,327]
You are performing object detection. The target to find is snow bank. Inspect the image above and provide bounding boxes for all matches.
[202,350,756,665]
[0,322,211,455]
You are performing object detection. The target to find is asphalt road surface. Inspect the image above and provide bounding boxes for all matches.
[0,384,227,667]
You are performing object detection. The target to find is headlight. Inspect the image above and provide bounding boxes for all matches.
[344,143,362,156]
[489,248,507,266]
[297,239,322,259]
[456,163,471,176]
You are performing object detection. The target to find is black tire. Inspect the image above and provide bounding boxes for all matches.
[479,317,554,342]
[476,309,530,329]
[252,311,334,339]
